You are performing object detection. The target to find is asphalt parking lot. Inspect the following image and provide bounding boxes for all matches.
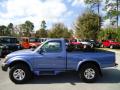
[0,49,120,90]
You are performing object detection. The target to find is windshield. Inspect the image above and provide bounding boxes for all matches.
[0,38,18,43]
[29,38,39,42]
[71,39,77,42]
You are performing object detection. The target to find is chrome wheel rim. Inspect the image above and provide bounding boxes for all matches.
[110,45,113,49]
[83,45,86,49]
[13,69,25,81]
[84,68,95,80]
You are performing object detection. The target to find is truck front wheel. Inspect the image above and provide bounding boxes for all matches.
[9,64,31,84]
[78,63,99,83]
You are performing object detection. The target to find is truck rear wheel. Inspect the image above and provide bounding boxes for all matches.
[9,64,31,84]
[78,63,99,83]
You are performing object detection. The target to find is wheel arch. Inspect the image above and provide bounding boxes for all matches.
[9,60,33,72]
[77,60,102,76]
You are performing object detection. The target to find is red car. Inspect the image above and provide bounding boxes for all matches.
[29,38,41,48]
[69,39,83,50]
[102,40,120,49]
[20,37,40,49]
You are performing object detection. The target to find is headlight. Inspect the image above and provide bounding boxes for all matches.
[0,46,4,48]
[4,56,8,63]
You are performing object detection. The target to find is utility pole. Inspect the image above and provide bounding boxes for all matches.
[116,0,119,28]
[98,2,100,14]
[98,1,100,33]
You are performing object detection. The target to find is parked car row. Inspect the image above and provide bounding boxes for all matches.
[0,36,120,57]
[65,39,101,51]
[66,38,120,50]
[0,36,48,57]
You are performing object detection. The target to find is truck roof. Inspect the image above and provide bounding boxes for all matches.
[0,36,16,38]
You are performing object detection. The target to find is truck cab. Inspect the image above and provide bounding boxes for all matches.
[1,38,117,84]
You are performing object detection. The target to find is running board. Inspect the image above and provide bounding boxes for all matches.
[39,71,55,75]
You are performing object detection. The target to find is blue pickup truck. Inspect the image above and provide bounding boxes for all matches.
[1,38,118,84]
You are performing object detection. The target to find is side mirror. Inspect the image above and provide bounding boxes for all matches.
[39,48,45,54]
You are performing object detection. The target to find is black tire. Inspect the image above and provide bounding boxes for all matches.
[78,63,99,83]
[9,64,31,84]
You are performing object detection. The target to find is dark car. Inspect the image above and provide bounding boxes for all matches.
[78,39,94,49]
[89,40,101,48]
[0,36,20,57]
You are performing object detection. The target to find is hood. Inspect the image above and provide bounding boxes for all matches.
[29,42,40,46]
[0,43,18,46]
[6,49,34,58]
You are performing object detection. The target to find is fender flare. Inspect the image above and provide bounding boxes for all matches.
[7,57,33,71]
[76,59,101,71]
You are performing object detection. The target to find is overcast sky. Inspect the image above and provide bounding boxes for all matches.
[0,0,119,31]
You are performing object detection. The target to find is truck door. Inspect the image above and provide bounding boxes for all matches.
[35,40,66,70]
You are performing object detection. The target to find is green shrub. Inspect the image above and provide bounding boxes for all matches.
[97,28,120,42]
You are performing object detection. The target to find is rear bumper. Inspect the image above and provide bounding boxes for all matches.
[1,63,9,71]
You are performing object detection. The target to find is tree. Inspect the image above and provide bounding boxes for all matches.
[0,23,14,36]
[74,10,101,39]
[0,25,7,36]
[97,27,120,41]
[84,0,102,14]
[35,20,48,38]
[41,20,46,29]
[84,0,102,31]
[20,21,34,37]
[48,23,72,38]
[35,29,48,38]
[7,23,14,36]
[104,0,120,28]
[25,21,34,32]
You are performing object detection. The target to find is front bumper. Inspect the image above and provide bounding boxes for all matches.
[1,63,9,71]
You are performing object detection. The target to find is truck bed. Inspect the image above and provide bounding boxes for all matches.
[67,50,115,69]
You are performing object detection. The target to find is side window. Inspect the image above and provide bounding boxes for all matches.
[41,41,62,53]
